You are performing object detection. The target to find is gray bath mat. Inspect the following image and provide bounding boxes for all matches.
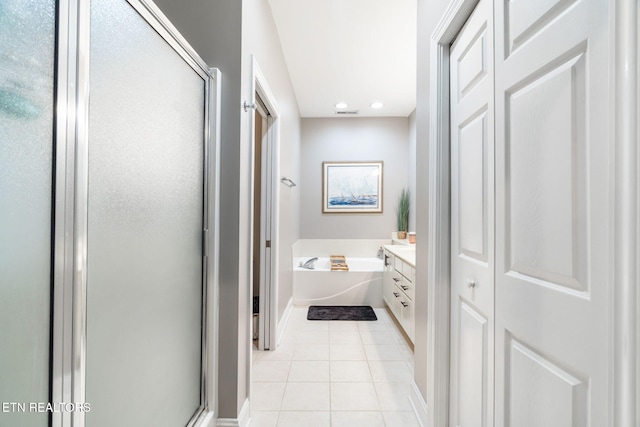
[307,305,377,321]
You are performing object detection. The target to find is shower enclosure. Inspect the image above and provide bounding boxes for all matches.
[0,0,220,426]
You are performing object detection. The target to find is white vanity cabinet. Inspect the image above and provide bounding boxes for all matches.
[383,246,416,343]
[383,250,396,306]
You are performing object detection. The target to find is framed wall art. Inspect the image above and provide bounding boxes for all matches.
[322,161,383,213]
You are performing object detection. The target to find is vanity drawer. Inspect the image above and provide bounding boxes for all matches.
[399,276,414,301]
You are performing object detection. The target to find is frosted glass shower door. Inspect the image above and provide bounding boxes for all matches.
[0,1,55,426]
[86,0,206,425]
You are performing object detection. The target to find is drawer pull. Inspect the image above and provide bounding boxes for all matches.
[400,301,408,307]
[393,292,400,298]
[393,277,401,282]
[401,285,409,291]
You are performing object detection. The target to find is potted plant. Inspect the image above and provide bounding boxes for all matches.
[397,188,410,240]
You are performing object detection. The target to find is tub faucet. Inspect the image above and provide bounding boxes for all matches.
[301,257,318,269]
[377,247,384,259]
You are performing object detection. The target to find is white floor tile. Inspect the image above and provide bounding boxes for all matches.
[330,361,372,382]
[290,320,329,331]
[368,360,413,383]
[252,360,291,382]
[281,382,331,411]
[364,344,406,361]
[398,343,415,363]
[330,344,367,361]
[329,321,359,332]
[382,411,422,427]
[357,320,389,331]
[250,304,419,425]
[254,343,295,361]
[331,382,380,411]
[331,411,385,427]
[292,343,330,360]
[295,329,329,344]
[288,361,330,382]
[359,329,399,345]
[374,382,413,411]
[330,329,362,344]
[248,411,279,427]
[277,411,330,427]
[251,382,286,411]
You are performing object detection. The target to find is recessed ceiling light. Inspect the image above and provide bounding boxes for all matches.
[335,102,348,109]
[370,102,384,109]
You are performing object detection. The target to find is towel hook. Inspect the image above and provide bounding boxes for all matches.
[280,177,296,188]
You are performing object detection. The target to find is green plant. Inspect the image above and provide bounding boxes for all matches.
[397,188,410,232]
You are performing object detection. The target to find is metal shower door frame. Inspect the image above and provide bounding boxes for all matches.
[51,1,220,426]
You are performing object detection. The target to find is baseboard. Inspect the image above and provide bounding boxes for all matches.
[192,410,216,427]
[216,398,249,427]
[409,380,428,427]
[277,297,293,345]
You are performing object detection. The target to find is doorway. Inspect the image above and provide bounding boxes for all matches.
[250,58,279,352]
[252,94,272,349]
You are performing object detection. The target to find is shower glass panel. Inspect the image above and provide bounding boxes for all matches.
[0,1,55,426]
[86,0,205,425]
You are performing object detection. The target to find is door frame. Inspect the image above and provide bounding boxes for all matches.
[425,1,639,426]
[249,57,280,351]
[426,2,480,426]
[52,1,221,426]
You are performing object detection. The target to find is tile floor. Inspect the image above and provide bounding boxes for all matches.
[250,306,421,427]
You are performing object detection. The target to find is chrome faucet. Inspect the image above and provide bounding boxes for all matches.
[301,257,318,269]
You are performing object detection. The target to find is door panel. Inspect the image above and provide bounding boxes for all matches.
[495,0,610,424]
[459,112,488,261]
[506,335,588,427]
[0,1,55,426]
[86,0,205,425]
[457,301,488,427]
[449,0,494,425]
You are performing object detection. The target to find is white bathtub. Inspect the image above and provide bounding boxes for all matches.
[293,257,384,307]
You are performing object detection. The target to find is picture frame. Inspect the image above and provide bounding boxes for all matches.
[322,161,383,213]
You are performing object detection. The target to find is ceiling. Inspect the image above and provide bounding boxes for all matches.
[267,0,417,118]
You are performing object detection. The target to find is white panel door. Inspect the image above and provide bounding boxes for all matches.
[494,0,611,425]
[449,0,494,425]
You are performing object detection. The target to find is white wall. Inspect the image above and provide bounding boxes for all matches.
[300,117,409,239]
[408,109,417,232]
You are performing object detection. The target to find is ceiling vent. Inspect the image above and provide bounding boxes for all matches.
[335,110,359,115]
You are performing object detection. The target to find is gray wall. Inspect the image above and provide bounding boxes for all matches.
[300,117,409,239]
[413,0,451,403]
[154,0,301,418]
[242,0,301,331]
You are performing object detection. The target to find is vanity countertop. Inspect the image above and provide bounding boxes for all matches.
[383,244,416,267]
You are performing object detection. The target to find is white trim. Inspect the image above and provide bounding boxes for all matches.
[250,56,280,351]
[614,0,638,425]
[192,411,216,427]
[408,380,428,427]
[205,67,222,425]
[216,399,250,427]
[277,297,294,345]
[426,1,480,426]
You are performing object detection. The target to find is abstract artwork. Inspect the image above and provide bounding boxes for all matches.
[322,161,383,213]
